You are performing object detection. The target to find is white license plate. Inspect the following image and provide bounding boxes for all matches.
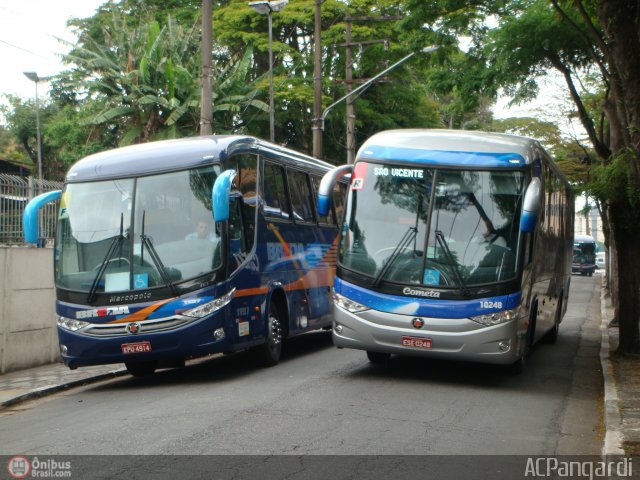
[121,341,151,354]
[401,336,432,349]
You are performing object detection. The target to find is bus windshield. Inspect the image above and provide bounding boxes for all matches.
[55,165,222,294]
[573,239,596,265]
[339,163,525,288]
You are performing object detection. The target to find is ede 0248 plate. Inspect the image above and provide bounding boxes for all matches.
[401,336,432,349]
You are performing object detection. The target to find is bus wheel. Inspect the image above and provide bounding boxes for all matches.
[508,356,525,374]
[545,297,562,344]
[125,360,157,377]
[366,351,390,365]
[259,303,283,367]
[508,304,536,374]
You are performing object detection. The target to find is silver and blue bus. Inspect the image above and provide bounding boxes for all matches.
[572,234,597,276]
[317,129,574,372]
[24,136,345,376]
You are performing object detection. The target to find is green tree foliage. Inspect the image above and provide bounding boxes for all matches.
[0,124,32,168]
[214,0,455,161]
[64,12,203,144]
[406,0,640,354]
[63,6,266,146]
[1,95,114,180]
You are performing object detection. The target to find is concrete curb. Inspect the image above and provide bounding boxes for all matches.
[600,283,625,456]
[0,369,128,410]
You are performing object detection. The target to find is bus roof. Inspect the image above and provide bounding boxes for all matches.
[574,234,596,243]
[65,135,333,182]
[357,129,543,167]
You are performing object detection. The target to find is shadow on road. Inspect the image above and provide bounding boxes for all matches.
[90,330,334,391]
[341,337,576,392]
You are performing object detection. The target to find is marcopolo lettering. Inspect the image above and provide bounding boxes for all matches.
[109,292,152,304]
[402,287,440,298]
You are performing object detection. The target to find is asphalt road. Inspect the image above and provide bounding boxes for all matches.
[0,275,602,458]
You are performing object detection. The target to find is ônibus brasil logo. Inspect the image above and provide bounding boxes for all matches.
[7,456,71,478]
[7,456,30,479]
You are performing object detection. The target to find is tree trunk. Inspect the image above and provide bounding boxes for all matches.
[606,203,619,320]
[596,0,640,354]
[610,197,640,354]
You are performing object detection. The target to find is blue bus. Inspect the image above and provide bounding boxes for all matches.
[317,129,574,373]
[24,136,346,376]
[572,234,597,276]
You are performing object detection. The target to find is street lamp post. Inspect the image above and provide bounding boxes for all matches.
[23,71,50,182]
[319,46,439,162]
[249,0,288,143]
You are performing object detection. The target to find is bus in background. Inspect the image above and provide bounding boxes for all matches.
[317,129,574,373]
[572,234,597,276]
[24,136,346,376]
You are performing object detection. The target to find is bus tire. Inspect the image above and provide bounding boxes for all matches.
[545,297,562,344]
[259,302,283,367]
[508,303,536,374]
[366,351,390,365]
[125,360,157,377]
[508,356,525,374]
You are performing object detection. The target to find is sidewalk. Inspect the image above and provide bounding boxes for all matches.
[0,363,127,409]
[600,278,640,456]
[0,278,636,456]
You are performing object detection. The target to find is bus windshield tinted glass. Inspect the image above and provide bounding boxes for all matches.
[573,240,596,264]
[55,166,221,293]
[339,163,524,287]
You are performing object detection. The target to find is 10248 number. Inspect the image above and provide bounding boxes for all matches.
[480,301,503,309]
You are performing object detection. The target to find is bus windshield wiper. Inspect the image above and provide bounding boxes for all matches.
[434,230,469,296]
[373,226,418,288]
[140,211,178,296]
[87,213,125,303]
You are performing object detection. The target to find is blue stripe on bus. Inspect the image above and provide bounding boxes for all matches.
[335,278,521,318]
[358,146,525,167]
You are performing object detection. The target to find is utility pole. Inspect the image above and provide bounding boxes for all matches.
[336,15,401,163]
[345,15,355,164]
[200,0,213,136]
[312,0,323,159]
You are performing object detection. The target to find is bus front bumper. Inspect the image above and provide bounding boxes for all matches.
[56,313,237,369]
[332,305,525,365]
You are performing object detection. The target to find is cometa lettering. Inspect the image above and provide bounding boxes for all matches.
[403,287,440,298]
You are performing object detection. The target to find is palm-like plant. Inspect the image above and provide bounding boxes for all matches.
[63,11,267,145]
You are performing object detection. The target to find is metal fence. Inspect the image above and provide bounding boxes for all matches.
[0,174,62,245]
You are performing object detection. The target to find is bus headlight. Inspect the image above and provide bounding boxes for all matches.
[183,288,236,318]
[334,292,370,313]
[470,307,519,327]
[57,316,89,332]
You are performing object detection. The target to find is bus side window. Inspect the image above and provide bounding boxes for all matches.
[287,169,315,223]
[263,163,290,220]
[333,183,347,225]
[228,196,246,271]
[311,175,336,225]
[228,153,258,253]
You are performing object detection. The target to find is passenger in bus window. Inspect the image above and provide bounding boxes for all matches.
[185,219,216,241]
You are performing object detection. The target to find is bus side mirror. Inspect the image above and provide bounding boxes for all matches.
[212,169,238,223]
[317,164,352,216]
[23,190,62,245]
[520,177,541,233]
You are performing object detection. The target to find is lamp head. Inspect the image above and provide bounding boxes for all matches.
[23,71,39,82]
[248,0,288,14]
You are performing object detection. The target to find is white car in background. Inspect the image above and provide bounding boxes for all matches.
[596,252,605,269]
